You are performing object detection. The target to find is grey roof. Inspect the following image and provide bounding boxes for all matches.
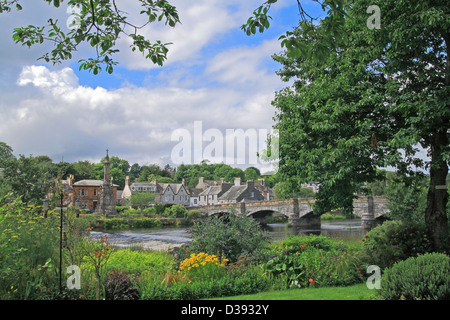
[73,180,119,187]
[131,182,158,186]
[199,185,222,196]
[218,185,247,201]
[159,183,188,195]
[189,188,203,197]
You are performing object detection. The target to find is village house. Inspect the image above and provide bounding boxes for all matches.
[120,175,273,208]
[159,179,191,206]
[72,179,118,211]
[218,178,265,204]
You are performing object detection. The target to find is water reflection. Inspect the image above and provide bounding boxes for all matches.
[264,219,366,243]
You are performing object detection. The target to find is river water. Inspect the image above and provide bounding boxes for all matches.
[89,218,366,251]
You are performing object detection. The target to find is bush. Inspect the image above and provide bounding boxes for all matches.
[185,213,271,263]
[162,204,187,218]
[265,235,361,288]
[380,253,450,300]
[105,249,176,275]
[115,206,128,213]
[359,220,434,270]
[139,265,273,300]
[104,271,140,300]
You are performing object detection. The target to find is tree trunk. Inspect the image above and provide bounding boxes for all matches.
[425,131,449,249]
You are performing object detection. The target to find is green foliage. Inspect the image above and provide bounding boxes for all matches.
[0,154,57,204]
[186,214,271,263]
[380,253,450,300]
[0,198,61,299]
[5,0,180,73]
[139,265,273,300]
[359,221,435,270]
[365,170,429,223]
[265,235,361,288]
[105,249,176,275]
[163,204,187,218]
[127,192,156,209]
[273,181,314,199]
[271,0,449,240]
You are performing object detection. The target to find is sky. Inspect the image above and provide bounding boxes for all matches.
[1,0,329,175]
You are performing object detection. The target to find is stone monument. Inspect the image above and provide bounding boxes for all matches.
[96,149,116,214]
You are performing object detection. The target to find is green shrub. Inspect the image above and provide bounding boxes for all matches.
[115,206,128,213]
[162,204,187,218]
[133,218,163,229]
[359,220,434,270]
[139,265,273,300]
[298,246,361,287]
[380,253,450,300]
[265,235,361,288]
[105,249,176,275]
[185,213,271,263]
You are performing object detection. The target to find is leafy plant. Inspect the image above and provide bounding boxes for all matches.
[186,213,271,263]
[104,271,140,300]
[178,252,227,282]
[359,220,434,270]
[380,253,450,300]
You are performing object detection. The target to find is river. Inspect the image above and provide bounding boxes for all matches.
[89,218,366,251]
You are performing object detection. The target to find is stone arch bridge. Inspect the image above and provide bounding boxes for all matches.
[188,196,389,229]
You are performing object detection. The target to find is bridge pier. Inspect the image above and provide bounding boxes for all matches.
[357,196,382,229]
[289,214,321,228]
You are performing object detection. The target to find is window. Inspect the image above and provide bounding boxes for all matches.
[94,189,98,196]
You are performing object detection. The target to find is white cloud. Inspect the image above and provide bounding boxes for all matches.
[114,0,265,70]
[3,58,280,166]
[0,0,295,170]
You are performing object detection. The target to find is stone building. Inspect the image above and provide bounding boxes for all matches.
[159,180,191,206]
[218,179,265,204]
[72,179,118,212]
[198,181,233,206]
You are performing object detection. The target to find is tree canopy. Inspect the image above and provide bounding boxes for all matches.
[271,0,449,248]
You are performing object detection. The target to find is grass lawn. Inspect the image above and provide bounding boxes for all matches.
[207,283,382,300]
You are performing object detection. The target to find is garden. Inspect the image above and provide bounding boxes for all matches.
[0,196,449,301]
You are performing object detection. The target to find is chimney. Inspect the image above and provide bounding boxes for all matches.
[199,177,204,184]
[246,180,254,189]
[68,174,74,186]
[258,178,265,186]
[125,176,130,186]
[182,178,186,186]
[234,177,241,186]
[220,177,225,184]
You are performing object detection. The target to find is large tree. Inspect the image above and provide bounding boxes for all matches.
[272,0,449,248]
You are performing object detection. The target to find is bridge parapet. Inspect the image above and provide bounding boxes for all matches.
[187,196,389,229]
